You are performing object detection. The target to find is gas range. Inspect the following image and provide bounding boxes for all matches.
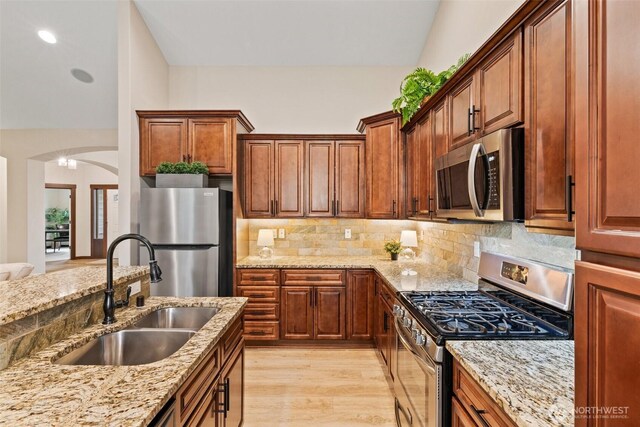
[391,252,574,427]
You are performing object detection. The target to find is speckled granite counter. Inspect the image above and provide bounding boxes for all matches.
[0,296,247,426]
[447,340,574,427]
[236,256,477,292]
[0,266,148,325]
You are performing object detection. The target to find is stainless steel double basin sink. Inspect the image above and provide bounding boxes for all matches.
[55,307,218,366]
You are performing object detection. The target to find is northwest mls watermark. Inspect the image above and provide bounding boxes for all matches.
[575,406,630,420]
[547,404,630,422]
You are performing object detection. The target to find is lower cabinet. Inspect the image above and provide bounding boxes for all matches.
[175,317,245,427]
[375,274,397,382]
[452,359,516,427]
[281,284,346,340]
[346,270,375,340]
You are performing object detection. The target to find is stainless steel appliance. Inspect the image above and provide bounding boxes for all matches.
[140,188,232,297]
[435,128,524,221]
[392,252,574,426]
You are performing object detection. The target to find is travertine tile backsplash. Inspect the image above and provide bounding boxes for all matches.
[247,219,575,283]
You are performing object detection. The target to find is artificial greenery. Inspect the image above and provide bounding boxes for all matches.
[45,207,70,226]
[156,161,209,175]
[383,239,402,255]
[392,54,471,125]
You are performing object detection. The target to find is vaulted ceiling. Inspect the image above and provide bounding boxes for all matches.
[0,0,439,129]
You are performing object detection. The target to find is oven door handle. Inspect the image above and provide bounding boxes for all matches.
[467,142,487,218]
[395,318,437,376]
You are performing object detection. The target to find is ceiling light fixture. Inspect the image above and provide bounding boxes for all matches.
[71,68,94,84]
[67,159,77,170]
[37,30,57,44]
[58,157,67,167]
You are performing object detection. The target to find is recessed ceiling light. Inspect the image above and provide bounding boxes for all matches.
[71,68,94,84]
[37,30,57,44]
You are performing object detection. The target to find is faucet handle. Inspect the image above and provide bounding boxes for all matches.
[115,286,132,308]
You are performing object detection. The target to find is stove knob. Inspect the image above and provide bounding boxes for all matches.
[403,317,412,328]
[415,333,426,346]
[393,304,402,316]
[411,328,419,340]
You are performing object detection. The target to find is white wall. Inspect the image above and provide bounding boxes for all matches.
[117,0,169,265]
[417,0,525,72]
[45,188,70,212]
[44,162,118,258]
[0,156,6,263]
[169,66,412,133]
[0,129,117,267]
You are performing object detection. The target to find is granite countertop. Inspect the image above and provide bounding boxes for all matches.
[447,340,575,427]
[0,266,149,326]
[236,255,477,293]
[0,296,248,426]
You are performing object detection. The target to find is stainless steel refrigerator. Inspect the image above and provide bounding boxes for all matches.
[139,188,232,297]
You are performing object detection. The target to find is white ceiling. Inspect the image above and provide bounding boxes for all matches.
[0,0,117,129]
[0,0,438,129]
[134,0,440,66]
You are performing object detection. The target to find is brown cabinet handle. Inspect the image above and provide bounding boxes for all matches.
[332,200,336,216]
[336,200,339,216]
[470,404,490,427]
[275,200,279,215]
[270,200,274,216]
[248,330,267,335]
[467,107,473,136]
[249,311,269,315]
[471,105,480,134]
[392,200,397,217]
[212,382,226,415]
[566,175,575,222]
[247,294,268,298]
[182,155,187,162]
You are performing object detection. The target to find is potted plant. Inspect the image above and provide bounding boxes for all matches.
[155,161,209,188]
[392,54,470,125]
[384,239,402,261]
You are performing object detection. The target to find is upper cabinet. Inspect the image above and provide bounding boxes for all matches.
[137,110,254,176]
[448,31,523,151]
[524,0,575,235]
[358,112,402,219]
[242,135,365,219]
[406,114,434,218]
[575,0,640,258]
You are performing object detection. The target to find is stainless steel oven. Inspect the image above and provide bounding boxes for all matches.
[393,307,443,427]
[435,128,524,221]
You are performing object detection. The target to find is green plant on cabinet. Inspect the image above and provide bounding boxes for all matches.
[156,161,209,175]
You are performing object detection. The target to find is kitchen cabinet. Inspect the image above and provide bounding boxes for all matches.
[375,274,396,383]
[448,31,523,151]
[281,269,346,340]
[346,270,374,340]
[306,140,365,218]
[405,114,434,218]
[432,99,449,162]
[359,112,402,219]
[452,359,516,427]
[176,317,244,427]
[524,0,575,235]
[236,269,280,341]
[137,111,253,176]
[243,140,304,218]
[575,262,640,427]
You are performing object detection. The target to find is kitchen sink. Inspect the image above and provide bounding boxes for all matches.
[54,329,195,366]
[131,307,218,330]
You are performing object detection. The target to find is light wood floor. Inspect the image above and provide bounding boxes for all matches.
[244,347,396,427]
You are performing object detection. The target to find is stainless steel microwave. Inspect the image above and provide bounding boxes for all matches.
[435,128,524,221]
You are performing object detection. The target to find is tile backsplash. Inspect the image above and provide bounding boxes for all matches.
[246,219,576,283]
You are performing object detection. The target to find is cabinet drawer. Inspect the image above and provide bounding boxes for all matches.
[282,269,345,286]
[244,303,279,320]
[453,360,516,427]
[377,275,396,307]
[244,321,279,340]
[237,269,280,286]
[237,286,280,302]
[222,318,243,359]
[176,345,221,424]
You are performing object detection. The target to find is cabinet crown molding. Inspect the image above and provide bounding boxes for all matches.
[136,110,255,133]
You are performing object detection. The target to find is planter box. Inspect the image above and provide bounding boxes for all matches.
[156,174,208,188]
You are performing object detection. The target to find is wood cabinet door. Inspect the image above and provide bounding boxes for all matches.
[432,99,449,161]
[281,286,313,339]
[575,262,640,427]
[375,287,390,369]
[575,0,640,258]
[451,396,477,427]
[449,76,476,150]
[314,286,346,340]
[221,343,245,427]
[244,141,274,218]
[476,30,523,135]
[404,125,418,217]
[346,271,374,340]
[189,118,233,175]
[305,141,335,217]
[335,140,365,218]
[274,141,304,217]
[139,118,187,176]
[416,114,434,217]
[366,118,400,218]
[524,0,574,234]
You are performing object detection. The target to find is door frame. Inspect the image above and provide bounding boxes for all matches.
[45,183,77,259]
[90,184,118,259]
